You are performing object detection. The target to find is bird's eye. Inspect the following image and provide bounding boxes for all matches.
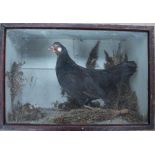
[57,47,62,52]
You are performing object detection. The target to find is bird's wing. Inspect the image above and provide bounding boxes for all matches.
[60,70,104,99]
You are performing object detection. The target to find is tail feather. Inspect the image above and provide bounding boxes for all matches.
[109,61,137,84]
[124,61,137,76]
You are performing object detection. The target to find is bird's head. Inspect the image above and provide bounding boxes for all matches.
[49,42,65,55]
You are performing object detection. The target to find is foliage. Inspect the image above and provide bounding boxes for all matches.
[104,42,128,68]
[8,102,46,122]
[103,43,143,122]
[6,62,25,120]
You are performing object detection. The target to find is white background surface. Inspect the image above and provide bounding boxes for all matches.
[0,0,155,155]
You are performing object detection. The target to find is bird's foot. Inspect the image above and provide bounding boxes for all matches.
[83,105,94,110]
[58,102,82,111]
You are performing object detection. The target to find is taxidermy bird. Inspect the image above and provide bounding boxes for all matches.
[49,42,137,106]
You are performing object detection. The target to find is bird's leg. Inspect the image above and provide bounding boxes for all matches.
[82,98,94,110]
[84,98,92,106]
[76,98,91,108]
[83,105,94,110]
[84,98,103,108]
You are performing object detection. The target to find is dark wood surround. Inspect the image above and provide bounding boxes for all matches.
[0,23,154,131]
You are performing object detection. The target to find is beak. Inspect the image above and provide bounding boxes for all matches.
[48,45,55,53]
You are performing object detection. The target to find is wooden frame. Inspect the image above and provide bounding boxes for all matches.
[0,23,154,131]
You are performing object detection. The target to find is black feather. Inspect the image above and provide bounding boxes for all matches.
[86,41,100,69]
[53,42,137,106]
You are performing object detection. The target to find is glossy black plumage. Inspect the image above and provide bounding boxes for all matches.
[54,42,137,106]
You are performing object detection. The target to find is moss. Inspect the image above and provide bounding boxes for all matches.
[8,102,46,122]
[6,62,25,120]
[53,108,129,124]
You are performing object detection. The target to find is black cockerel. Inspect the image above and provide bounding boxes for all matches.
[49,42,137,106]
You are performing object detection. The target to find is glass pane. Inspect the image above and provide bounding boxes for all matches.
[5,29,148,124]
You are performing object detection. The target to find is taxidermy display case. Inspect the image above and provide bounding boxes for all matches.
[0,24,154,130]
